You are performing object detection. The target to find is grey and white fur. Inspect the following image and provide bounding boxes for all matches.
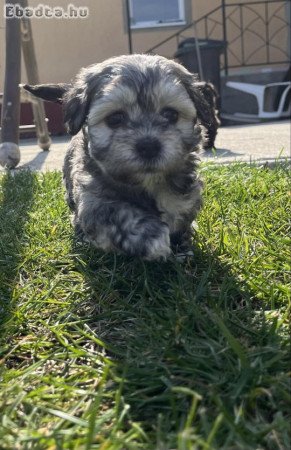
[24,54,214,260]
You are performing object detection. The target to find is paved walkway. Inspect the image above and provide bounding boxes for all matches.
[1,120,290,172]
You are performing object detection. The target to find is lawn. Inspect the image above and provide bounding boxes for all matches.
[0,163,290,450]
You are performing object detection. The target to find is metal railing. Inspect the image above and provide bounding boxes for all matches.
[146,0,290,75]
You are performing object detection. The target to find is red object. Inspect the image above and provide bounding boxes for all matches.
[0,100,66,137]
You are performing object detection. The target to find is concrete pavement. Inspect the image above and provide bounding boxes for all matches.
[0,120,290,172]
[205,120,290,165]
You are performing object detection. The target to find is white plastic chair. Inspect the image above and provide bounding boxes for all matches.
[226,81,291,120]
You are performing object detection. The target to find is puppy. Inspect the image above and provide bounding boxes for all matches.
[24,54,213,260]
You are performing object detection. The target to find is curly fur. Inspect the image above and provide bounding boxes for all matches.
[24,54,215,260]
[196,81,220,150]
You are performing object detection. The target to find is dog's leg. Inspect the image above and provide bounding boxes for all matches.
[76,199,171,260]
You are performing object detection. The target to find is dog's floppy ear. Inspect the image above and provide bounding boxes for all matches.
[63,83,90,136]
[180,74,214,125]
[195,81,218,110]
[22,83,70,104]
[23,67,106,136]
[62,64,110,136]
[24,79,93,136]
[23,81,88,135]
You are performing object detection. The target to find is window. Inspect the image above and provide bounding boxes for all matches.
[129,0,186,29]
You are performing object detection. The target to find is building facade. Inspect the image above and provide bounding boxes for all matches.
[0,0,290,88]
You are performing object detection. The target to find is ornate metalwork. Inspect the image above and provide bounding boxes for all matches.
[147,1,290,75]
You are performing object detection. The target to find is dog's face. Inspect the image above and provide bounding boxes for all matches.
[24,54,210,177]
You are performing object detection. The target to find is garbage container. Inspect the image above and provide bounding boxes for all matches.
[174,38,227,96]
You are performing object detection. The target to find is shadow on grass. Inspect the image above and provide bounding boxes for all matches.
[0,168,289,448]
[0,170,37,331]
[70,236,290,448]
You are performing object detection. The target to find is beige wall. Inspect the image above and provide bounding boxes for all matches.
[0,0,130,87]
[0,0,289,90]
[132,0,289,67]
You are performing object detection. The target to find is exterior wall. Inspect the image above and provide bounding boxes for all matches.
[133,0,290,68]
[0,0,129,88]
[0,0,289,90]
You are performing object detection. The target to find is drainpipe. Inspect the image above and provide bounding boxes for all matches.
[221,0,228,76]
[125,0,133,54]
[286,1,291,63]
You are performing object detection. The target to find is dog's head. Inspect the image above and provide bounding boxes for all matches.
[24,54,211,176]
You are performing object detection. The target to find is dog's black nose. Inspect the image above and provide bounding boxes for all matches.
[135,137,162,159]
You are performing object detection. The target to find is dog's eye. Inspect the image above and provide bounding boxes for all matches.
[160,107,178,124]
[105,111,126,128]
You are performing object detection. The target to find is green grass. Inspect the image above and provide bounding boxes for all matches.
[0,163,290,449]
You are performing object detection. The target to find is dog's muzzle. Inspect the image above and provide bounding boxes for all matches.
[135,137,162,160]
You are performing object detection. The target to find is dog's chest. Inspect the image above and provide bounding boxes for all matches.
[141,175,193,232]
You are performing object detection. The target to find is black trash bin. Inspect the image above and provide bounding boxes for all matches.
[174,38,227,96]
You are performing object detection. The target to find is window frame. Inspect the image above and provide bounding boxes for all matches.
[129,0,186,29]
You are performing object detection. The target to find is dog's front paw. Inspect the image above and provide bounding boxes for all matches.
[120,218,171,260]
[143,223,171,261]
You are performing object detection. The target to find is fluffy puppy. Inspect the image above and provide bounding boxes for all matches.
[24,54,213,260]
